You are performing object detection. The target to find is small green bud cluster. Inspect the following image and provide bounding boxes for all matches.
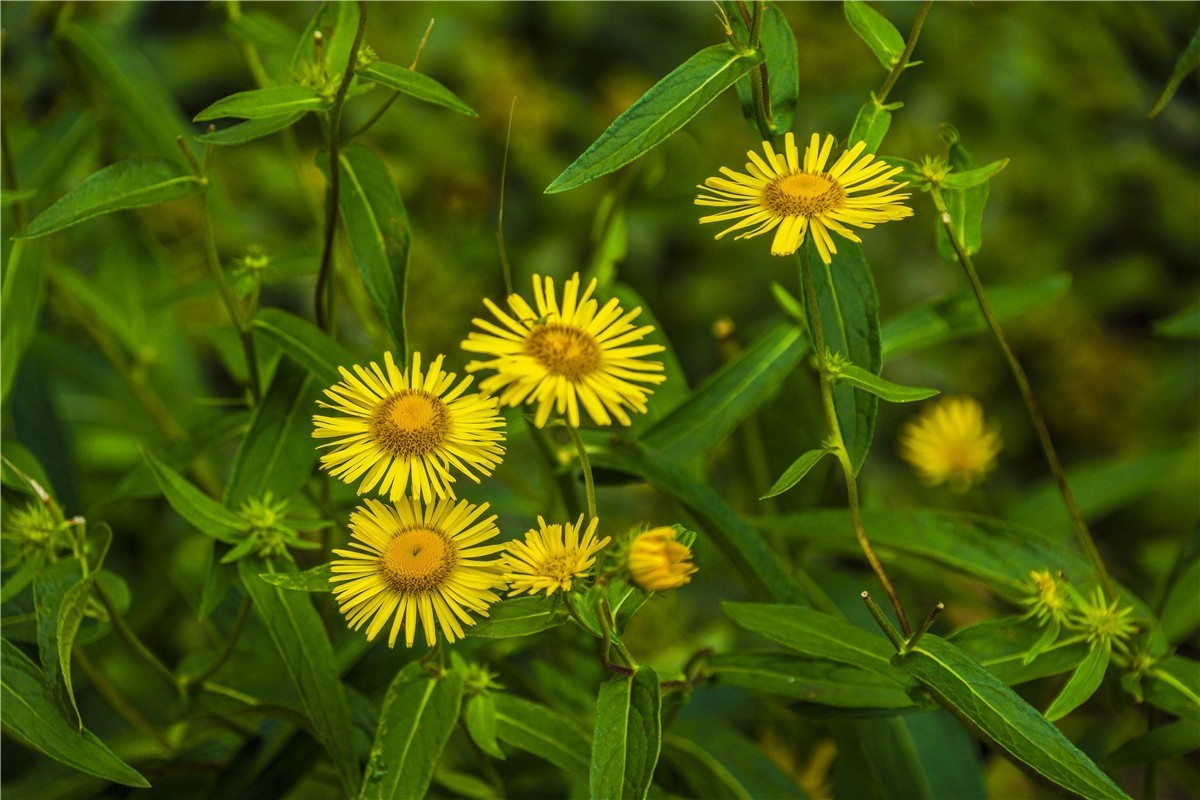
[221,493,325,564]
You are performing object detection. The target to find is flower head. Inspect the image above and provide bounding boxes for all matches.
[503,515,611,597]
[313,351,506,504]
[1,502,68,564]
[223,493,324,563]
[898,396,1001,491]
[696,132,913,264]
[461,273,665,428]
[1023,570,1071,626]
[1074,586,1137,648]
[626,526,698,593]
[330,497,506,648]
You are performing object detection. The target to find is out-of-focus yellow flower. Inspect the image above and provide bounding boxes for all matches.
[898,396,1001,491]
[502,515,610,597]
[627,527,697,592]
[695,132,913,263]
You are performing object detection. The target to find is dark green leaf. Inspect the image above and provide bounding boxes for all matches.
[239,558,360,796]
[760,448,830,499]
[252,308,357,387]
[667,721,806,800]
[895,635,1130,800]
[1160,552,1200,644]
[1145,657,1200,723]
[465,693,505,760]
[590,666,661,800]
[710,651,918,712]
[941,159,1010,190]
[947,617,1089,685]
[194,86,330,122]
[546,44,764,193]
[18,160,203,239]
[226,359,321,509]
[1103,720,1200,768]
[360,664,464,800]
[56,576,95,728]
[1043,641,1111,721]
[844,1,906,69]
[732,3,799,133]
[1153,301,1200,338]
[836,364,938,403]
[903,711,987,800]
[1149,24,1200,117]
[1,638,149,787]
[641,322,808,461]
[469,595,565,638]
[848,96,893,154]
[257,563,332,592]
[358,61,477,116]
[143,450,245,543]
[1,240,43,402]
[35,560,83,726]
[494,694,590,779]
[830,718,932,800]
[197,113,306,145]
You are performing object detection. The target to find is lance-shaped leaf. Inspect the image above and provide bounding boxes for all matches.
[1145,657,1200,723]
[547,44,764,193]
[848,95,896,154]
[844,1,906,69]
[469,595,565,638]
[942,159,1010,190]
[494,694,590,779]
[935,125,992,260]
[711,651,919,713]
[144,450,245,543]
[1,240,43,403]
[1103,720,1200,768]
[590,666,661,800]
[894,635,1130,800]
[18,160,204,239]
[1149,24,1200,118]
[664,723,804,800]
[1,638,149,787]
[1043,641,1111,722]
[198,113,306,146]
[252,308,357,386]
[761,448,831,499]
[465,693,505,760]
[359,664,464,800]
[835,364,938,403]
[35,559,84,727]
[257,562,332,592]
[731,3,799,133]
[946,616,1089,686]
[358,61,477,116]
[194,86,330,121]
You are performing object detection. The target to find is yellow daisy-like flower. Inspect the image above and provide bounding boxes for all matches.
[330,497,506,648]
[313,351,505,504]
[898,396,1002,491]
[503,515,611,597]
[627,526,698,593]
[695,132,913,264]
[461,273,666,428]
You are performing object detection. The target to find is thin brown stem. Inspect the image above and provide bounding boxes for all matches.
[876,0,933,105]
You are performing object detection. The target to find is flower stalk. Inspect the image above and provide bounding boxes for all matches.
[876,0,934,105]
[565,423,598,520]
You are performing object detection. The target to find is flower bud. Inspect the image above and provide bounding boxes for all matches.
[627,527,697,593]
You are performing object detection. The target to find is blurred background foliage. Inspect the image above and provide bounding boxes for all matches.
[1,2,1198,798]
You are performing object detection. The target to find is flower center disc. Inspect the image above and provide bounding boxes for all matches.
[538,553,577,583]
[379,527,456,593]
[370,390,450,457]
[764,172,845,218]
[526,324,602,380]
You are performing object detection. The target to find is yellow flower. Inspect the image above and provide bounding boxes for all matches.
[313,352,506,504]
[503,515,610,597]
[461,273,665,428]
[627,526,697,592]
[330,497,506,648]
[695,132,913,264]
[898,396,1001,491]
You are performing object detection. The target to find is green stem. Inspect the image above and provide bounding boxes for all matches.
[861,591,904,651]
[798,248,910,635]
[737,0,775,141]
[315,1,368,332]
[929,186,1115,599]
[903,601,944,652]
[183,594,251,691]
[95,580,182,695]
[876,0,933,105]
[74,647,175,753]
[564,424,597,520]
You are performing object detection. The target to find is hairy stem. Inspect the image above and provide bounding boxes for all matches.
[876,0,933,105]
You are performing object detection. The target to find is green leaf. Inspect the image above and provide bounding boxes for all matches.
[322,1,361,77]
[546,44,764,193]
[18,160,204,239]
[848,96,893,153]
[1103,720,1200,768]
[225,359,321,509]
[947,617,1089,685]
[257,562,332,592]
[465,693,505,760]
[835,364,938,403]
[1149,24,1200,118]
[197,113,306,145]
[666,721,806,800]
[941,159,1010,190]
[194,86,330,121]
[641,322,808,461]
[830,718,932,800]
[1,240,44,403]
[35,560,84,726]
[894,635,1130,800]
[357,61,477,116]
[238,558,360,796]
[494,694,590,779]
[143,450,245,543]
[710,651,919,713]
[1160,544,1200,644]
[359,664,464,800]
[731,3,799,133]
[469,595,565,638]
[590,666,661,800]
[1,638,149,787]
[1145,657,1200,723]
[661,734,754,800]
[56,576,96,728]
[844,1,906,69]
[332,144,410,358]
[1043,641,1111,721]
[252,308,357,387]
[760,448,830,499]
[1153,300,1200,338]
[934,127,991,260]
[808,241,882,473]
[881,273,1071,359]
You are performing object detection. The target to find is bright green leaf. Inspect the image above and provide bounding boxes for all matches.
[760,448,830,499]
[469,595,565,638]
[835,364,939,403]
[194,86,330,122]
[494,694,590,779]
[257,563,332,592]
[1043,640,1111,721]
[1149,24,1200,118]
[197,113,306,145]
[941,159,1010,190]
[934,126,991,260]
[1103,720,1200,768]
[252,308,358,386]
[710,651,919,712]
[666,721,806,800]
[35,559,84,727]
[1145,657,1200,723]
[848,96,893,153]
[465,693,505,760]
[732,3,799,133]
[143,450,245,543]
[1,240,43,403]
[590,666,661,800]
[947,616,1089,686]
[844,1,906,69]
[358,61,477,116]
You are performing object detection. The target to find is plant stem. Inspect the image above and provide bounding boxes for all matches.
[1,124,28,228]
[876,0,933,105]
[737,0,776,141]
[564,423,597,520]
[74,647,175,753]
[95,580,181,695]
[315,1,368,332]
[903,601,944,652]
[184,594,251,691]
[929,186,1115,599]
[798,248,910,635]
[861,591,904,650]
